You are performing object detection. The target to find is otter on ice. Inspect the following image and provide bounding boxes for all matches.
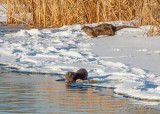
[81,23,137,37]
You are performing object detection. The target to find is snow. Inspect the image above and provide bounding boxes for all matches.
[0,4,6,22]
[0,11,160,105]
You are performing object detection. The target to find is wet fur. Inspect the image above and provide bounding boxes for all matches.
[64,68,88,83]
[81,23,137,37]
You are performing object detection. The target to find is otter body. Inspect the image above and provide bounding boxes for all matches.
[82,23,137,37]
[64,68,88,83]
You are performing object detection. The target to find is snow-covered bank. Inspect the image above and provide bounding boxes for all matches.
[0,21,160,103]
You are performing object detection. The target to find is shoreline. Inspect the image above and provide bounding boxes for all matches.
[0,72,160,113]
[0,22,160,108]
[1,60,160,105]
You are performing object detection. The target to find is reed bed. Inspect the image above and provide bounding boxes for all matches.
[0,0,6,3]
[5,0,160,27]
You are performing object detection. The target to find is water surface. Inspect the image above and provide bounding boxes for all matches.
[0,73,159,114]
[0,25,28,37]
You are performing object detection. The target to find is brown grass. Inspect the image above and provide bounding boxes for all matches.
[0,0,6,3]
[4,0,160,28]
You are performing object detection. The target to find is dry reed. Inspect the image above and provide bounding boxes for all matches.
[147,26,160,37]
[0,0,6,3]
[4,0,160,28]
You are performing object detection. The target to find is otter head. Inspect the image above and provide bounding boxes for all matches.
[64,72,76,83]
[81,26,97,37]
[81,26,92,30]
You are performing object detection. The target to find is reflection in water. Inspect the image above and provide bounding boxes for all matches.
[0,73,159,114]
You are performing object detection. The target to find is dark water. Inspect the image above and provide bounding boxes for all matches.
[0,73,159,114]
[0,25,28,37]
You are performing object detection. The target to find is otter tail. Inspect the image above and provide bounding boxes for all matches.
[115,25,138,31]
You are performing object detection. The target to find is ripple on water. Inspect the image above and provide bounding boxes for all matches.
[0,73,159,114]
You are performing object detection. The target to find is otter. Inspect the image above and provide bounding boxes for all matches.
[81,23,137,37]
[64,68,88,83]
